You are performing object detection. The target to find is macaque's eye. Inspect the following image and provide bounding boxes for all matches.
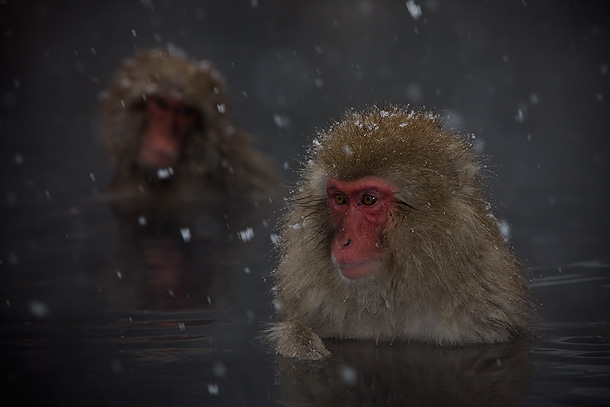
[334,194,347,205]
[176,106,199,118]
[152,97,170,110]
[362,195,377,206]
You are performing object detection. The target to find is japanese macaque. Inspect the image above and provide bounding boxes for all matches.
[267,106,532,360]
[99,48,277,207]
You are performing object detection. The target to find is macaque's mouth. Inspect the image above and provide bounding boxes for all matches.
[334,259,381,280]
[139,146,179,168]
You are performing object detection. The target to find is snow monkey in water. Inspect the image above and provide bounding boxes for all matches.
[267,106,532,360]
[99,47,277,206]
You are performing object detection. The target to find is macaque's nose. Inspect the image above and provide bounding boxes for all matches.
[335,229,353,250]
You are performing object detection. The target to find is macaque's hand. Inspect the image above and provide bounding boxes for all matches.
[268,321,331,360]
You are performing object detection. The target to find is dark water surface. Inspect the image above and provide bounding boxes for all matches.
[1,197,609,406]
[2,1,609,406]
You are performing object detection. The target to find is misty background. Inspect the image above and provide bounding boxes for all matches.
[1,0,608,271]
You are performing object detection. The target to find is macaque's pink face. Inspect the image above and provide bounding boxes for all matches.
[326,177,396,280]
[138,96,200,168]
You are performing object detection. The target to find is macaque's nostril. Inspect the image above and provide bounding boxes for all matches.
[344,239,352,247]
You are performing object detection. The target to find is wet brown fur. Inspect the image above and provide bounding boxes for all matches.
[267,105,532,360]
[99,47,277,204]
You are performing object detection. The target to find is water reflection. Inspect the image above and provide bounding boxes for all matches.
[103,175,276,309]
[275,339,532,406]
[85,197,279,405]
[99,188,277,365]
[108,208,228,312]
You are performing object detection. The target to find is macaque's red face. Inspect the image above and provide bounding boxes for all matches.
[138,96,200,168]
[326,177,396,280]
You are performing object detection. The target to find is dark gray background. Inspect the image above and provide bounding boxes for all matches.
[1,0,608,270]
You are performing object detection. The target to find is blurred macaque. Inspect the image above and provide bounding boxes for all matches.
[99,48,277,208]
[268,106,532,360]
